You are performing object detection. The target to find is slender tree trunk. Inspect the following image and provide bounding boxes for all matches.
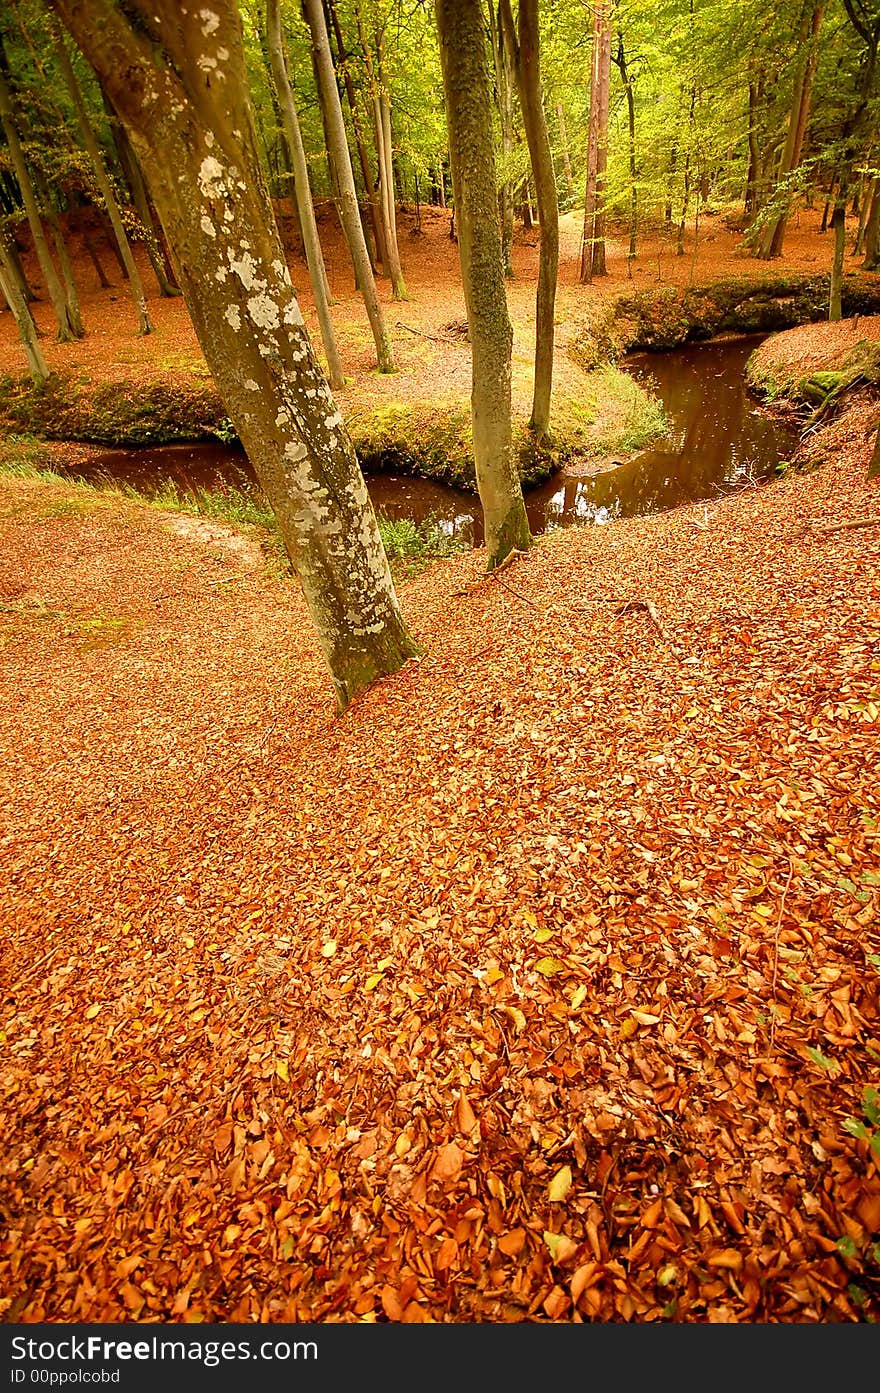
[555,100,574,203]
[500,0,558,440]
[862,178,880,269]
[50,25,153,334]
[757,1,824,259]
[0,64,78,340]
[81,222,112,287]
[490,2,514,279]
[111,108,180,295]
[591,3,611,277]
[437,157,447,208]
[613,32,637,259]
[327,0,386,273]
[50,0,416,709]
[302,0,394,372]
[435,0,531,567]
[31,165,85,335]
[744,82,760,217]
[853,165,874,253]
[359,18,407,299]
[0,242,50,382]
[581,0,610,282]
[829,198,845,320]
[266,0,344,390]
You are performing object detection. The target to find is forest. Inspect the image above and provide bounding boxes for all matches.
[0,0,879,1331]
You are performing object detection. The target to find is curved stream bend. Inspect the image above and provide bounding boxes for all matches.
[67,336,796,546]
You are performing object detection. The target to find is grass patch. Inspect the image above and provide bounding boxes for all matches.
[0,439,468,580]
[375,513,467,578]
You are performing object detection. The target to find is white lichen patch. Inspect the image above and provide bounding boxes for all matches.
[197,55,218,72]
[199,9,220,35]
[244,379,259,391]
[282,300,305,327]
[200,215,216,238]
[214,266,228,283]
[247,293,281,331]
[224,304,241,331]
[228,249,259,290]
[217,46,229,61]
[198,154,226,200]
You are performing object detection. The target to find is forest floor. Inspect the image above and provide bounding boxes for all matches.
[1,395,879,1322]
[1,202,880,1324]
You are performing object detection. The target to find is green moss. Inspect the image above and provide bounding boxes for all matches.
[0,372,230,446]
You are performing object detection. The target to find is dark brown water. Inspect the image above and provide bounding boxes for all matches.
[65,336,795,545]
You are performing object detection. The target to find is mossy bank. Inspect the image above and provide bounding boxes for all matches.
[0,363,667,492]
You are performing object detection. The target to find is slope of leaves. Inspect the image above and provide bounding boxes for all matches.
[0,441,878,1324]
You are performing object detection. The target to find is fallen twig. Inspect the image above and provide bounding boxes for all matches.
[806,516,880,536]
[617,597,669,642]
[396,320,461,346]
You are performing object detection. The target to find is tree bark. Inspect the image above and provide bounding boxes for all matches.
[756,1,824,259]
[500,0,558,440]
[613,31,637,260]
[580,0,610,281]
[829,198,845,320]
[357,16,407,300]
[489,2,514,279]
[435,0,531,567]
[0,62,78,340]
[0,240,50,382]
[327,0,386,274]
[49,0,417,709]
[50,24,153,334]
[265,0,344,390]
[110,106,181,296]
[555,100,574,203]
[862,178,880,269]
[302,0,394,372]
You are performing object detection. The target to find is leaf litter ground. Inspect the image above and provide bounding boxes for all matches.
[1,421,879,1322]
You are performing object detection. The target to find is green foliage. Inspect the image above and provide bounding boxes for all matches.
[843,1087,880,1160]
[375,513,466,576]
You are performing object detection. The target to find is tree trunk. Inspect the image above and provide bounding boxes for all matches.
[302,0,394,372]
[555,101,574,203]
[613,32,637,259]
[829,198,845,320]
[0,63,78,340]
[435,0,531,567]
[0,241,50,382]
[744,82,760,218]
[50,25,153,334]
[327,0,386,274]
[81,222,112,287]
[591,4,611,277]
[375,26,407,299]
[862,178,880,269]
[500,0,558,440]
[32,166,85,336]
[111,107,181,296]
[580,0,610,282]
[49,0,416,709]
[265,0,344,390]
[756,1,824,259]
[490,2,514,279]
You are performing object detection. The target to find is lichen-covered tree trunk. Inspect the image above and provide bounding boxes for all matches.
[0,64,79,341]
[49,0,417,709]
[500,0,558,440]
[435,0,531,567]
[302,0,394,372]
[0,242,50,382]
[50,24,152,335]
[265,0,344,390]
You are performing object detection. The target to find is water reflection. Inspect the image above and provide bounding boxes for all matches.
[64,335,795,545]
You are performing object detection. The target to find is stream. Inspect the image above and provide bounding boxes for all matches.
[64,335,796,545]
